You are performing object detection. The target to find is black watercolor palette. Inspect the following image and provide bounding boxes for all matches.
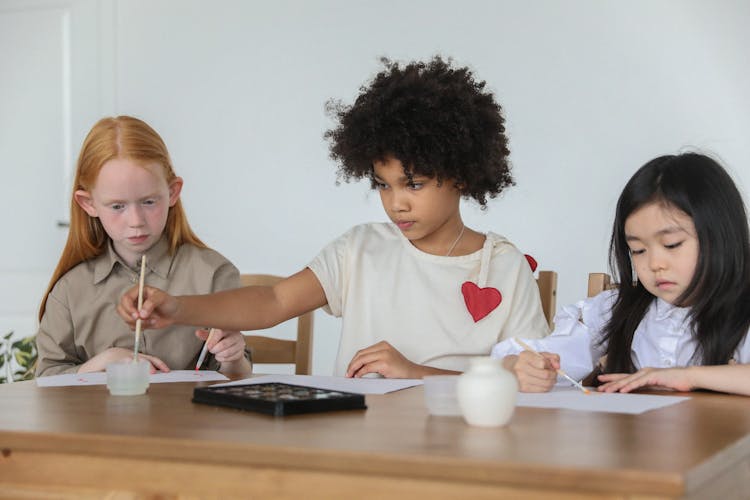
[192,382,367,416]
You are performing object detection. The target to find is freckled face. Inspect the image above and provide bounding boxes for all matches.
[625,202,699,304]
[75,158,181,266]
[373,156,463,255]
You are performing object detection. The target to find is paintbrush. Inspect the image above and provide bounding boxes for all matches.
[515,338,590,394]
[133,255,146,362]
[195,328,217,370]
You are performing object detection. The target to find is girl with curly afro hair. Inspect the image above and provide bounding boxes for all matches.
[325,56,514,208]
[119,57,549,379]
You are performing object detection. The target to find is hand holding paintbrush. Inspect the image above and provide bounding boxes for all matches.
[515,338,590,394]
[195,328,217,370]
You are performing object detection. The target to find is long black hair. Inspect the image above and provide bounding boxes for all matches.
[602,153,750,373]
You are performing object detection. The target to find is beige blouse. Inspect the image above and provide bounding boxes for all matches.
[36,237,241,376]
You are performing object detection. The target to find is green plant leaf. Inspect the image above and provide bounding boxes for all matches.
[8,336,38,372]
[12,338,36,352]
[13,368,34,381]
[15,350,36,368]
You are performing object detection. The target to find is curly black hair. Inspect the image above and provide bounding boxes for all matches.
[324,56,514,208]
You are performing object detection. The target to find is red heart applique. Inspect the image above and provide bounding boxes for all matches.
[461,281,502,322]
[524,254,538,272]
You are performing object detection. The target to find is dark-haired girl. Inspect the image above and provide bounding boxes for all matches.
[493,153,750,395]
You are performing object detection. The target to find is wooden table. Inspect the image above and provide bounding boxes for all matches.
[0,380,748,499]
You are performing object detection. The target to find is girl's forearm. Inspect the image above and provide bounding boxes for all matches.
[687,364,750,396]
[173,268,328,332]
[175,286,283,331]
[218,356,253,378]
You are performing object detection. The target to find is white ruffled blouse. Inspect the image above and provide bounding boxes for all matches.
[491,290,750,381]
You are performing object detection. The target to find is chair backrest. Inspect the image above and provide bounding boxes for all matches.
[536,270,557,329]
[239,274,313,375]
[587,272,616,297]
[585,272,617,383]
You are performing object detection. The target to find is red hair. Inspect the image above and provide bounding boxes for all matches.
[39,116,205,320]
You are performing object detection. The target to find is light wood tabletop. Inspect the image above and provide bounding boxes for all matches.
[0,379,749,499]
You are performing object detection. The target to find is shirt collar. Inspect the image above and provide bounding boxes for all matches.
[653,297,690,323]
[93,236,172,284]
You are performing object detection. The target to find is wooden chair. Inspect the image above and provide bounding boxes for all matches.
[536,270,557,329]
[239,274,314,375]
[587,272,616,297]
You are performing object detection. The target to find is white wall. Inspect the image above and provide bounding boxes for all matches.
[3,0,749,374]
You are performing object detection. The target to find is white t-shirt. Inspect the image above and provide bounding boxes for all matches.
[491,289,750,381]
[308,223,550,376]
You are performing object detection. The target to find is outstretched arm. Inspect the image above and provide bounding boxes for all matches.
[597,364,750,396]
[117,268,327,332]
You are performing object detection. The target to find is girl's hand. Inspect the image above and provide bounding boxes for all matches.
[197,329,252,377]
[117,285,179,329]
[597,367,695,393]
[504,351,560,392]
[195,329,246,363]
[77,347,170,374]
[346,341,421,379]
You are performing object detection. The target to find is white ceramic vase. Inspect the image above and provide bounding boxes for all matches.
[457,357,518,427]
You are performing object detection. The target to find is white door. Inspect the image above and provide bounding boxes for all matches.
[0,0,108,361]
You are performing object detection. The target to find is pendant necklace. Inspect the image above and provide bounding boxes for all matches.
[445,224,466,256]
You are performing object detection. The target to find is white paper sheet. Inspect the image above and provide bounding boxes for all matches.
[517,387,689,414]
[211,374,423,394]
[35,370,228,387]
